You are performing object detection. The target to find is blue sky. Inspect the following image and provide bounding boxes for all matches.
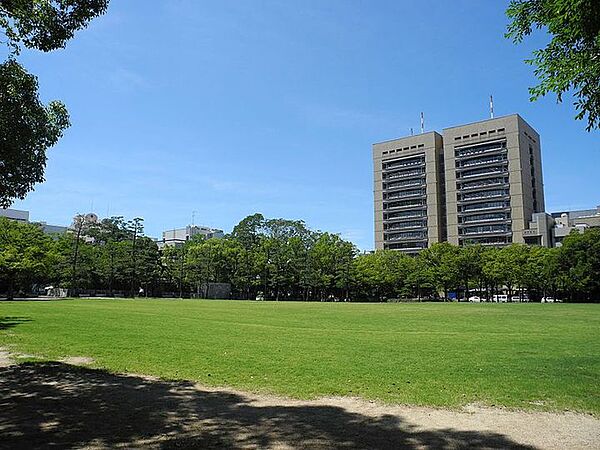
[6,0,599,249]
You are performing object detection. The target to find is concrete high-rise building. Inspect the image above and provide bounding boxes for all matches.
[373,132,446,252]
[443,114,545,246]
[373,114,545,252]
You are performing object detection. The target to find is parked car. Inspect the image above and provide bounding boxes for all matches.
[541,296,555,303]
[493,294,508,303]
[468,296,481,303]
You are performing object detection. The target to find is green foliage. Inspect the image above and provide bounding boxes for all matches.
[0,0,109,54]
[0,1,108,206]
[506,0,600,130]
[0,59,69,207]
[1,212,599,302]
[1,299,598,414]
[0,217,54,298]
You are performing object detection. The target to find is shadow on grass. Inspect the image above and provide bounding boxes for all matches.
[0,316,32,330]
[0,362,536,449]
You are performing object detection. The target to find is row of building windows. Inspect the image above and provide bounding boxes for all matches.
[385,230,427,241]
[459,212,510,223]
[454,140,507,158]
[459,165,508,179]
[381,143,425,156]
[457,154,507,169]
[460,224,511,235]
[458,177,508,191]
[384,220,427,230]
[382,156,425,171]
[384,189,426,200]
[453,128,505,142]
[459,235,512,246]
[383,199,426,210]
[460,200,510,212]
[383,177,425,190]
[383,168,426,180]
[384,242,428,251]
[459,189,509,202]
[383,209,426,220]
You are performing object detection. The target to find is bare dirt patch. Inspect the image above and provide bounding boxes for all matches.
[0,348,13,367]
[60,356,95,366]
[0,360,597,449]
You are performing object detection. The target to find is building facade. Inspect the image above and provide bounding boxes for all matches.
[373,132,445,252]
[160,225,224,248]
[0,208,29,222]
[525,206,600,247]
[373,114,546,252]
[443,115,545,246]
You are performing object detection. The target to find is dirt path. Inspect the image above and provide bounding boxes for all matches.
[0,350,597,449]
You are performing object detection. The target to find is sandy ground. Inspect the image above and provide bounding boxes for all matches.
[0,349,598,449]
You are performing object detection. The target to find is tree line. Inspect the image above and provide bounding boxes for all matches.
[1,213,599,302]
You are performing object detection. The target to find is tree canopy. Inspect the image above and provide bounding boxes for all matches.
[0,59,69,207]
[1,213,599,302]
[506,0,600,130]
[0,0,109,54]
[0,0,109,206]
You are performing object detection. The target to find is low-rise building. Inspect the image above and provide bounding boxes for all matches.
[0,208,29,222]
[159,225,224,248]
[524,206,600,247]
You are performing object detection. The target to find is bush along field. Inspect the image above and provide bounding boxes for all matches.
[0,299,598,415]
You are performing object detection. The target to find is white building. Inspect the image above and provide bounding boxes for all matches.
[159,225,224,248]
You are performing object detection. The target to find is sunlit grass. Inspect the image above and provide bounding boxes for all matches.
[1,299,598,414]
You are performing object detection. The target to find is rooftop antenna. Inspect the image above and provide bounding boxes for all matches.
[420,112,424,134]
[192,210,198,226]
[490,95,494,119]
[410,127,414,136]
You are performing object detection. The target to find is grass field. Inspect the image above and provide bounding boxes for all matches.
[0,299,598,414]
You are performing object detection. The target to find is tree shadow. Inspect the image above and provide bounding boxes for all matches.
[0,362,536,449]
[0,316,32,330]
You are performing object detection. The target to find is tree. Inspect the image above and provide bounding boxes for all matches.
[0,59,69,207]
[0,0,109,206]
[0,217,54,299]
[506,0,600,130]
[419,243,460,301]
[0,0,109,54]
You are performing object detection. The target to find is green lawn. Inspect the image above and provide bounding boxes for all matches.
[1,299,598,414]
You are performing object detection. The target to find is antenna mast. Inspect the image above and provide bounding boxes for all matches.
[420,112,424,134]
[490,95,494,119]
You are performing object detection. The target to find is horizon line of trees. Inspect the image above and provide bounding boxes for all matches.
[1,213,599,302]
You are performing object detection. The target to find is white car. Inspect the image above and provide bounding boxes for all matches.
[493,294,508,303]
[468,296,481,303]
[541,296,555,303]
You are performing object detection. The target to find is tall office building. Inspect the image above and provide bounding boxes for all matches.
[443,115,544,246]
[373,114,545,252]
[373,132,446,252]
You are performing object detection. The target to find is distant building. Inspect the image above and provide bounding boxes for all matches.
[524,206,600,247]
[160,225,224,248]
[0,208,29,222]
[373,114,545,252]
[0,208,68,235]
[39,223,69,235]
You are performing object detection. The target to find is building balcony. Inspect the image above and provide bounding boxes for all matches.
[383,158,425,171]
[456,157,508,171]
[384,190,427,200]
[458,192,510,203]
[454,141,507,159]
[458,166,508,180]
[458,179,508,190]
